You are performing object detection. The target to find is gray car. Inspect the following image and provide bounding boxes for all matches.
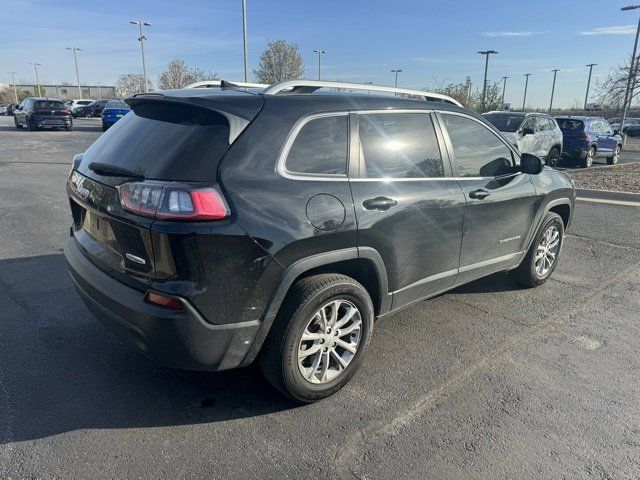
[483,112,564,168]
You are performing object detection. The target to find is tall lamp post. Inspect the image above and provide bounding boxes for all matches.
[500,76,509,108]
[66,47,83,99]
[584,63,597,110]
[620,5,640,138]
[29,60,42,96]
[391,69,403,88]
[549,68,559,113]
[242,0,248,82]
[522,73,531,110]
[313,49,326,81]
[130,20,151,93]
[7,71,18,103]
[478,50,498,111]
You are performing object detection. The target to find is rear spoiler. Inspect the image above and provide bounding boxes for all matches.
[126,92,263,144]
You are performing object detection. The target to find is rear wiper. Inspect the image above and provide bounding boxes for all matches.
[88,162,145,180]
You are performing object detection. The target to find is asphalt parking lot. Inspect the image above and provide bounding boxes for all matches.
[1,115,640,479]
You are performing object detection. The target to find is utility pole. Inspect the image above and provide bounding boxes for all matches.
[620,5,640,140]
[478,50,498,111]
[501,76,509,108]
[522,73,531,110]
[549,69,559,113]
[30,61,42,96]
[242,0,248,82]
[314,49,326,81]
[7,71,18,103]
[584,63,597,110]
[130,20,151,93]
[97,82,102,100]
[391,69,402,88]
[66,47,83,99]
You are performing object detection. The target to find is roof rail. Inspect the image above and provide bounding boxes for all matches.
[185,80,269,89]
[261,80,462,107]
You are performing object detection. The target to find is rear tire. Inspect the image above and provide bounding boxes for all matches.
[511,212,564,288]
[259,274,374,403]
[546,147,561,168]
[84,111,93,118]
[607,145,621,165]
[581,146,595,168]
[26,121,37,132]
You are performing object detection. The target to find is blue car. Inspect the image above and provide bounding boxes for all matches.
[101,100,131,131]
[555,116,622,167]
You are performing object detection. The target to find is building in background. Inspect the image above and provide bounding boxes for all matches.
[14,84,116,100]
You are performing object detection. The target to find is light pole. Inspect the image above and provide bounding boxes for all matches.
[549,69,559,113]
[468,81,473,104]
[313,49,326,81]
[97,82,102,100]
[391,69,402,88]
[620,5,640,138]
[501,76,509,108]
[66,47,82,99]
[584,63,597,110]
[522,73,531,110]
[130,20,151,93]
[242,0,248,82]
[30,61,42,96]
[7,71,18,103]
[478,50,498,111]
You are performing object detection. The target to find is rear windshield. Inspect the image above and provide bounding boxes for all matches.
[483,114,524,133]
[35,100,65,109]
[555,118,584,132]
[78,102,231,182]
[105,100,129,109]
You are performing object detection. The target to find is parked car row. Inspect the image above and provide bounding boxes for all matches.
[483,111,623,168]
[0,103,18,115]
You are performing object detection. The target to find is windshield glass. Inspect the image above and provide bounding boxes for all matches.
[483,114,524,132]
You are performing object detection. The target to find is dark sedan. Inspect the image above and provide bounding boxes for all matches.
[74,99,111,118]
[13,98,72,131]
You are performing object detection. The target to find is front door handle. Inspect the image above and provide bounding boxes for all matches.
[362,196,398,211]
[469,189,490,200]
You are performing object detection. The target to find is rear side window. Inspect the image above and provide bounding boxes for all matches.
[556,118,584,132]
[442,114,515,178]
[78,102,232,182]
[358,113,444,178]
[285,115,348,175]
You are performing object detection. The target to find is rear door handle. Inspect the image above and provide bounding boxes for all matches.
[469,189,490,200]
[362,196,398,211]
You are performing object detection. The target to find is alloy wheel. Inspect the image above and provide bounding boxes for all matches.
[297,299,362,384]
[535,225,560,277]
[586,148,594,167]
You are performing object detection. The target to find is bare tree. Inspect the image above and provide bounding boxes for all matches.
[253,39,304,84]
[431,76,502,112]
[115,73,152,98]
[158,59,218,90]
[595,57,640,111]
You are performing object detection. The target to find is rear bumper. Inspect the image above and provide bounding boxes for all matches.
[31,115,72,127]
[63,237,261,372]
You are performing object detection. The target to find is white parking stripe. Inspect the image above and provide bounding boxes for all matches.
[577,197,640,207]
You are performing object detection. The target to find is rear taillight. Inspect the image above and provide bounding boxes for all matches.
[61,109,70,114]
[117,182,230,221]
[145,292,183,310]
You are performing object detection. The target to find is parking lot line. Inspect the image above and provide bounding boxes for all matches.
[576,197,640,207]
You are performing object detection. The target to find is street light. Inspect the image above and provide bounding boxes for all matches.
[620,5,640,138]
[584,64,597,110]
[313,49,326,81]
[549,69,560,113]
[130,20,151,93]
[96,82,102,100]
[29,60,42,96]
[6,71,18,103]
[500,76,509,108]
[522,73,532,110]
[66,47,82,99]
[242,0,249,82]
[478,50,498,111]
[391,69,403,88]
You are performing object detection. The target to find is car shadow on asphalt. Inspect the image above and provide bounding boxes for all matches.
[0,253,298,444]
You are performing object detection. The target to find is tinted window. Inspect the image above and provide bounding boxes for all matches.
[539,117,555,132]
[105,100,129,109]
[286,115,348,175]
[483,114,524,133]
[358,113,444,178]
[556,118,584,132]
[77,103,232,182]
[442,114,515,177]
[34,100,65,109]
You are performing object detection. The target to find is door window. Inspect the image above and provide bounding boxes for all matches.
[358,113,444,178]
[285,115,348,175]
[520,116,537,132]
[442,114,516,178]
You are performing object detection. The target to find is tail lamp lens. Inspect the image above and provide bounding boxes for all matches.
[145,292,183,310]
[117,182,229,221]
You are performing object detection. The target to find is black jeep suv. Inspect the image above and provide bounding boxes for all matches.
[64,81,575,402]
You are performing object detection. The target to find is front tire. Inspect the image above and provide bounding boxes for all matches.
[546,147,561,168]
[259,274,374,403]
[581,146,595,168]
[511,212,564,288]
[84,111,93,118]
[607,145,621,165]
[14,117,22,129]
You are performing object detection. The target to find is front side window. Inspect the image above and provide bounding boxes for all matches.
[520,117,537,132]
[358,113,444,178]
[285,115,348,175]
[442,114,515,178]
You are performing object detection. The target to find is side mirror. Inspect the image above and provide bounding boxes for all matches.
[520,153,543,175]
[613,129,620,136]
[521,127,535,136]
